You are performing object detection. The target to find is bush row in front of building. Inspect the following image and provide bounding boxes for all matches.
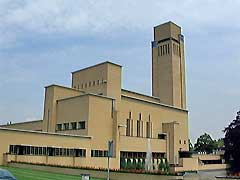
[8,160,172,175]
[120,158,169,173]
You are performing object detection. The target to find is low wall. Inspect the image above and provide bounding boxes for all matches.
[192,154,222,161]
[171,157,228,173]
[198,164,228,171]
[5,154,114,169]
[173,158,199,172]
[8,163,183,180]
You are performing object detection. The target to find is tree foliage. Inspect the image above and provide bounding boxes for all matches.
[213,138,224,150]
[224,110,240,172]
[194,133,215,153]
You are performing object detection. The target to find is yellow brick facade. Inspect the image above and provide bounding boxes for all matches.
[0,22,197,172]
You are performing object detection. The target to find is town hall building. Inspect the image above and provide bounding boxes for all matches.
[0,22,226,172]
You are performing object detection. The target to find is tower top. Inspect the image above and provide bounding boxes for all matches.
[154,21,181,41]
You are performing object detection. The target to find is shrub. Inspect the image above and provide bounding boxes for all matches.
[136,160,143,170]
[126,159,133,169]
[120,158,126,169]
[164,160,170,173]
[158,159,165,171]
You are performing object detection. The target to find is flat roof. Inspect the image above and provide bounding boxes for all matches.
[122,89,160,100]
[0,120,42,126]
[0,127,92,139]
[154,21,181,29]
[45,84,85,92]
[57,92,115,102]
[122,94,188,113]
[72,61,122,74]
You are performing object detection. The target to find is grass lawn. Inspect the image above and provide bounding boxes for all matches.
[0,166,103,180]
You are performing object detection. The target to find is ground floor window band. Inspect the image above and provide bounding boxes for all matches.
[9,145,86,157]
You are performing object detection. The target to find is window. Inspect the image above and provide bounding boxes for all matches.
[81,84,84,89]
[179,140,182,144]
[97,80,100,85]
[69,149,74,156]
[160,46,163,56]
[137,120,140,137]
[129,111,132,119]
[71,122,77,130]
[9,145,17,155]
[126,119,130,136]
[91,150,108,157]
[184,140,186,144]
[63,148,67,156]
[139,113,142,120]
[30,146,34,155]
[35,147,39,155]
[85,83,87,88]
[43,147,47,155]
[75,149,86,157]
[152,152,165,159]
[39,147,43,155]
[146,121,152,138]
[64,123,69,130]
[78,121,86,129]
[55,148,60,156]
[26,146,30,155]
[99,150,103,157]
[173,44,176,55]
[89,82,91,87]
[120,151,164,159]
[158,134,166,140]
[131,119,133,136]
[57,124,62,131]
[66,149,70,156]
[93,81,95,86]
[146,115,152,138]
[146,122,150,138]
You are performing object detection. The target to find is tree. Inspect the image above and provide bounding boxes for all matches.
[194,133,215,153]
[224,110,240,172]
[213,138,224,150]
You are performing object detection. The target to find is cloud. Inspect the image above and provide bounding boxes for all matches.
[1,0,240,48]
[25,117,40,122]
[0,0,240,140]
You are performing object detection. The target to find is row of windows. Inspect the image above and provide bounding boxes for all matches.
[73,79,107,90]
[127,112,150,121]
[91,150,108,157]
[126,119,153,138]
[120,151,165,159]
[9,145,86,157]
[157,43,180,57]
[57,121,85,131]
[179,140,187,145]
[126,112,153,138]
[157,44,170,56]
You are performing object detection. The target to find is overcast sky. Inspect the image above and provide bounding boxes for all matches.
[0,0,239,142]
